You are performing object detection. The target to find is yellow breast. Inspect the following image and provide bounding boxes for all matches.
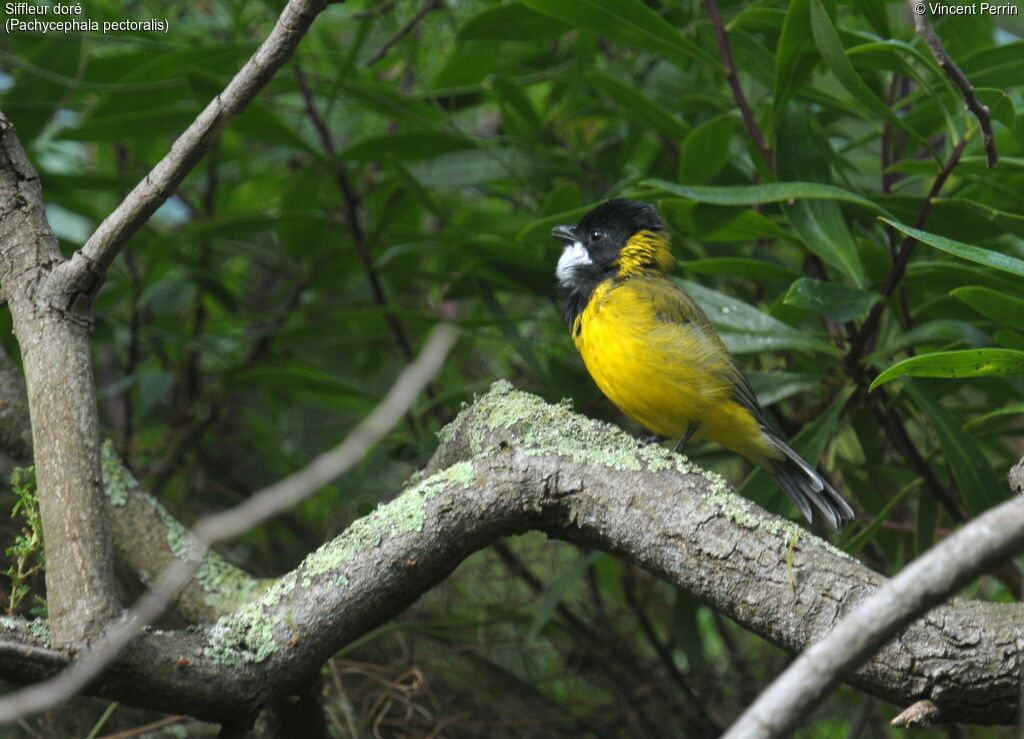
[573,278,776,463]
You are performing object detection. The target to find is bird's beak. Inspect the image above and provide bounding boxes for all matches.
[551,224,576,242]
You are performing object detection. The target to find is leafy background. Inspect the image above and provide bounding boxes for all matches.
[2,0,1024,735]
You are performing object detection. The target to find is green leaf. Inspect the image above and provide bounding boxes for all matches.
[586,70,690,140]
[870,349,1024,390]
[672,590,705,671]
[740,386,855,518]
[56,106,201,142]
[808,0,934,159]
[962,402,1024,432]
[783,277,879,321]
[679,114,735,184]
[643,180,889,215]
[679,280,840,356]
[684,258,799,282]
[773,0,820,125]
[747,371,822,407]
[491,75,542,139]
[529,551,603,638]
[854,0,889,37]
[659,201,793,243]
[458,2,571,40]
[521,0,720,69]
[960,41,1024,89]
[875,319,990,356]
[880,218,1024,278]
[518,206,593,242]
[952,286,1024,332]
[338,131,471,162]
[975,88,1015,130]
[842,477,920,556]
[776,107,865,286]
[903,380,1005,516]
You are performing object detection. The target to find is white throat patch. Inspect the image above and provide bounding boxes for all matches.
[556,242,592,287]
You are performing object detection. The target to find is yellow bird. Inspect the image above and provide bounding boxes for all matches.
[553,198,854,529]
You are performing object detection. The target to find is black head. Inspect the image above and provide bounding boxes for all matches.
[553,199,665,276]
[553,199,667,328]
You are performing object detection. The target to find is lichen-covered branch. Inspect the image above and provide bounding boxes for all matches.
[0,383,1019,725]
[101,442,267,623]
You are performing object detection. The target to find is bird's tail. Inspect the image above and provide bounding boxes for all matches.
[766,436,854,531]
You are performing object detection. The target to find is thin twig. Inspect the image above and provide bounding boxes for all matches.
[294,65,441,426]
[846,136,968,362]
[910,2,998,168]
[0,325,457,723]
[365,0,442,68]
[723,493,1024,738]
[353,0,402,20]
[703,0,773,174]
[53,0,332,301]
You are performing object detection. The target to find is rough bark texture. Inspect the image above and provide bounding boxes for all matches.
[0,383,1018,725]
[0,345,32,462]
[0,115,120,647]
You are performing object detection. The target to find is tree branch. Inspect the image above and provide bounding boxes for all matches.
[0,383,1018,726]
[0,113,120,647]
[846,135,968,364]
[703,0,773,174]
[0,325,457,722]
[910,1,998,168]
[364,0,443,68]
[50,0,333,304]
[724,484,1024,737]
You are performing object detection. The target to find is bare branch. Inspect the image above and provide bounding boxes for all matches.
[365,0,443,68]
[910,2,998,168]
[51,0,333,302]
[891,700,939,728]
[0,325,456,722]
[703,0,773,174]
[723,491,1024,738]
[0,383,1011,725]
[846,136,968,364]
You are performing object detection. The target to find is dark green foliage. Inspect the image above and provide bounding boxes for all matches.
[3,0,1024,734]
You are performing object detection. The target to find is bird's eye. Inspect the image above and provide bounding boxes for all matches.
[590,230,603,242]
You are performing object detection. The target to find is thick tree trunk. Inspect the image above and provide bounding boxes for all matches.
[0,115,120,647]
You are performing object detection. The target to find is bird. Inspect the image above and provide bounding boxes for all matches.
[553,198,854,530]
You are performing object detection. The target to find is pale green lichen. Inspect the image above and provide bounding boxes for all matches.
[203,462,479,665]
[100,439,137,506]
[700,477,853,560]
[101,439,263,607]
[301,461,477,584]
[135,491,264,607]
[453,382,849,557]
[455,381,717,479]
[204,600,277,667]
[0,615,51,646]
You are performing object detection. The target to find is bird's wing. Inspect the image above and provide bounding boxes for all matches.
[640,275,770,427]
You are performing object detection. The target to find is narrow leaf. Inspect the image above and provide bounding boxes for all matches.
[880,219,1024,278]
[643,180,889,215]
[903,380,1005,516]
[951,286,1024,332]
[870,349,1024,390]
[784,277,879,321]
[522,0,719,68]
[679,114,735,184]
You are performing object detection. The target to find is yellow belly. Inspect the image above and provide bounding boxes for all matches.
[574,280,776,463]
